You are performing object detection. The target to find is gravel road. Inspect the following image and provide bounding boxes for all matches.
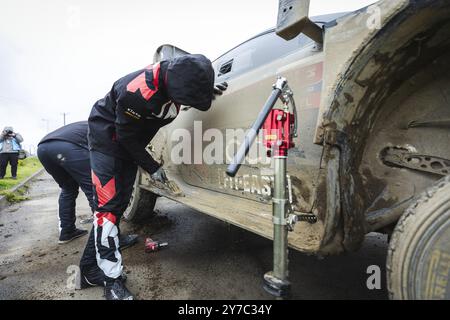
[0,173,388,300]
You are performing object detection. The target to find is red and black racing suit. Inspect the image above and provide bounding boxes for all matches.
[79,61,180,281]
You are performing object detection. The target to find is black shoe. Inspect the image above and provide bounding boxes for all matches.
[104,277,134,300]
[119,234,139,250]
[78,267,127,289]
[58,228,88,244]
[11,176,17,180]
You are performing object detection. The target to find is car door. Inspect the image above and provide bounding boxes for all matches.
[163,30,325,211]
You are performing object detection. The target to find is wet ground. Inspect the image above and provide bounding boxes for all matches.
[0,173,388,300]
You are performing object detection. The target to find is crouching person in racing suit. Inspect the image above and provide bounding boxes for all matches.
[79,54,227,300]
[38,122,92,243]
[38,122,140,249]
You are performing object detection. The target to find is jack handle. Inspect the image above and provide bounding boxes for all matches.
[226,77,288,177]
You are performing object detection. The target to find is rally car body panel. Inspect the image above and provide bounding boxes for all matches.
[144,0,450,255]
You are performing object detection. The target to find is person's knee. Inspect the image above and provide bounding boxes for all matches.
[60,187,79,200]
[11,158,18,166]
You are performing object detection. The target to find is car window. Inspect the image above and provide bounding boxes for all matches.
[214,31,313,81]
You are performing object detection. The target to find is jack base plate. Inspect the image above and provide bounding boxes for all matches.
[263,271,291,299]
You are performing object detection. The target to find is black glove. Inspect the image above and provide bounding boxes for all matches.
[151,166,168,183]
[212,82,228,100]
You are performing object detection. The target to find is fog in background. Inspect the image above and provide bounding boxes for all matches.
[0,0,376,153]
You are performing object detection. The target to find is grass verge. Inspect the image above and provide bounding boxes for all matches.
[0,157,42,203]
[1,185,30,203]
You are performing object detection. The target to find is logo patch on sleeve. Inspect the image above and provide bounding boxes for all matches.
[125,108,141,120]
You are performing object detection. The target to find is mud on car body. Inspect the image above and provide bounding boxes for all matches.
[125,0,450,300]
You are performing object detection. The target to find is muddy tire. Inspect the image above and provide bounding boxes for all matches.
[123,171,158,222]
[387,176,450,300]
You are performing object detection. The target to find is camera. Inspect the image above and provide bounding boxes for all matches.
[6,130,13,135]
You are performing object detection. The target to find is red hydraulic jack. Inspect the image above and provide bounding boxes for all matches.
[227,77,316,299]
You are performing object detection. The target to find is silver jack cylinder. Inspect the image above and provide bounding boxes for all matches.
[225,76,297,299]
[263,155,291,298]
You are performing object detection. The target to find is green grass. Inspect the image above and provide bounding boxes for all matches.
[1,185,30,203]
[0,157,42,202]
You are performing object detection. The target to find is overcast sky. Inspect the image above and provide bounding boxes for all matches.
[0,0,376,152]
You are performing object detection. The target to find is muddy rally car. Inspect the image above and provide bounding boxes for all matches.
[124,0,450,300]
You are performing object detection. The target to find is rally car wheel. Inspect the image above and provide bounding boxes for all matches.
[387,176,450,300]
[123,171,158,222]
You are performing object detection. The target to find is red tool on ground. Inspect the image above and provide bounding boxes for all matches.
[144,237,168,253]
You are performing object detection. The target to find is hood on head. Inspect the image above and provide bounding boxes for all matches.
[3,126,13,132]
[165,54,215,111]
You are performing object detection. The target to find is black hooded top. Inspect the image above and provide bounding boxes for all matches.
[39,121,89,150]
[166,54,215,110]
[87,54,214,174]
